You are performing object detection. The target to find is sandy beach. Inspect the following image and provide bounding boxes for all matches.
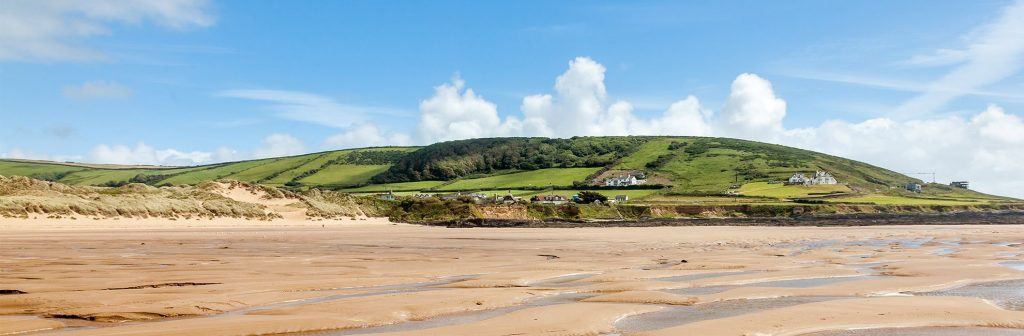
[2,218,1023,335]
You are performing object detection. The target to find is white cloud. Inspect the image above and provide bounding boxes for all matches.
[719,73,787,139]
[0,0,215,62]
[62,80,133,100]
[417,76,505,142]
[427,57,713,140]
[88,143,213,166]
[218,89,407,129]
[252,133,305,159]
[895,0,1024,116]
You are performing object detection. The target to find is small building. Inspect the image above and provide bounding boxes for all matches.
[615,195,629,203]
[787,173,808,185]
[950,181,969,189]
[905,183,922,193]
[787,171,837,185]
[413,193,433,199]
[605,174,645,187]
[534,194,567,205]
[494,191,521,204]
[810,171,838,185]
[378,190,397,201]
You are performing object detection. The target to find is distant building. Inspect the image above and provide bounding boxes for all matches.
[605,174,645,187]
[378,191,397,201]
[905,183,922,193]
[413,193,433,199]
[810,171,838,185]
[787,171,838,185]
[494,190,521,204]
[615,194,629,203]
[950,181,969,189]
[533,194,568,205]
[787,173,808,185]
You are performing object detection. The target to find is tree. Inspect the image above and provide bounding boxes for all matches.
[577,191,608,204]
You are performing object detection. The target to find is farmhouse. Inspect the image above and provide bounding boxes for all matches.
[906,183,923,193]
[493,191,521,204]
[615,195,629,203]
[605,174,646,187]
[787,171,838,186]
[378,191,397,201]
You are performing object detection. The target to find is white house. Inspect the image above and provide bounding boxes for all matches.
[788,173,808,185]
[605,174,644,187]
[787,171,837,185]
[810,171,837,185]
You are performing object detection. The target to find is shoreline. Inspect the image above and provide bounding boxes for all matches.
[422,209,1024,228]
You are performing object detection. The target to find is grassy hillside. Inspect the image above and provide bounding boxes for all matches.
[1,137,1015,206]
[0,147,416,188]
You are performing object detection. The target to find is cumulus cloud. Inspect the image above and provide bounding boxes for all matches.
[252,133,305,159]
[62,80,133,100]
[719,73,787,139]
[0,0,215,62]
[417,76,505,142]
[418,57,714,141]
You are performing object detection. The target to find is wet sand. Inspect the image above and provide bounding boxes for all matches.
[1,218,1023,335]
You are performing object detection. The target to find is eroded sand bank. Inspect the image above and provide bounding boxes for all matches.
[1,218,1023,335]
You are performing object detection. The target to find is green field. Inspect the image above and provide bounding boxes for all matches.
[339,180,448,193]
[737,182,852,198]
[262,152,342,185]
[223,156,316,183]
[0,160,85,179]
[298,164,390,186]
[160,160,272,185]
[614,138,676,170]
[437,168,599,191]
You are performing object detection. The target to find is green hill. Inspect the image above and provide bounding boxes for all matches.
[1,137,1015,206]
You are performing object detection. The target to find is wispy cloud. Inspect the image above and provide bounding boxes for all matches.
[783,70,1024,101]
[0,0,215,62]
[895,0,1024,116]
[217,89,410,129]
[62,80,133,100]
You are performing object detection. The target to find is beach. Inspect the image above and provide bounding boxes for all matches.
[2,218,1023,335]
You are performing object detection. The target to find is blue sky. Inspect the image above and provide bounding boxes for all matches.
[1,0,1023,197]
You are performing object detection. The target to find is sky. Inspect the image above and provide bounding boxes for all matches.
[1,0,1023,197]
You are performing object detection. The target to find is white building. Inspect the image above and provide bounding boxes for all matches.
[810,171,837,185]
[788,173,808,185]
[605,174,644,187]
[787,171,837,185]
